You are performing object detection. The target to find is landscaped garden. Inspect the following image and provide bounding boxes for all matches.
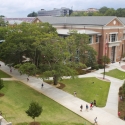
[0,70,11,78]
[61,77,110,107]
[0,81,92,125]
[104,69,125,80]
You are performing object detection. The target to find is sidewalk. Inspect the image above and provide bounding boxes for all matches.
[0,61,125,125]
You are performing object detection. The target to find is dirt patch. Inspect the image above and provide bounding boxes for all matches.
[29,122,40,125]
[97,77,110,82]
[45,81,65,89]
[0,93,4,97]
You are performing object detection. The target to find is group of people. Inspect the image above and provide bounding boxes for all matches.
[80,100,97,124]
[80,100,96,112]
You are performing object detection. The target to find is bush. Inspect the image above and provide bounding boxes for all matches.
[91,64,99,70]
[99,64,104,69]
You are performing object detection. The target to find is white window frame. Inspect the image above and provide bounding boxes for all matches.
[109,33,118,42]
[89,35,93,44]
[96,36,99,43]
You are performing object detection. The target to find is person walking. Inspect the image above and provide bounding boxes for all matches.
[94,100,96,106]
[27,77,29,82]
[74,91,77,96]
[86,104,88,111]
[41,83,44,88]
[94,117,98,125]
[118,111,121,117]
[90,102,93,110]
[80,104,83,112]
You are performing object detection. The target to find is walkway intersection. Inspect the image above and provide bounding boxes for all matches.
[0,61,125,125]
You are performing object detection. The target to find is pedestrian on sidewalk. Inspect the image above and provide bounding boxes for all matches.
[90,102,93,110]
[27,77,29,82]
[10,69,12,73]
[94,117,98,125]
[41,83,44,88]
[80,104,83,112]
[119,61,121,65]
[94,100,96,106]
[74,91,77,96]
[86,104,88,111]
[118,111,121,117]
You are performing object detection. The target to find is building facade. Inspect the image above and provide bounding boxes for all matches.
[33,16,125,63]
[37,7,71,16]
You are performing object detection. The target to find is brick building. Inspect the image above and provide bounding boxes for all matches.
[33,16,125,63]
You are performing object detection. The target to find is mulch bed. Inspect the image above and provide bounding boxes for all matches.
[0,93,4,97]
[29,122,40,125]
[45,81,65,89]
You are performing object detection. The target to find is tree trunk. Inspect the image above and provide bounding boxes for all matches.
[53,75,58,85]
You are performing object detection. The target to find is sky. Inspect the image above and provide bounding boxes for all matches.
[0,0,125,17]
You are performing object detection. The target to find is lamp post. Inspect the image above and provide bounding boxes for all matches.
[103,33,107,79]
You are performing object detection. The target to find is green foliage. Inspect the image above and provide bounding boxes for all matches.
[26,101,42,122]
[101,56,110,64]
[0,78,4,90]
[27,12,37,17]
[70,6,125,17]
[17,63,37,76]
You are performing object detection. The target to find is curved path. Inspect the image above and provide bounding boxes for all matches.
[0,61,125,125]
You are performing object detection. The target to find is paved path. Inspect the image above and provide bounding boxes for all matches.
[0,61,125,125]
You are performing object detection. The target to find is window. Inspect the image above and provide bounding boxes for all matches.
[96,36,99,43]
[110,34,117,42]
[89,35,93,44]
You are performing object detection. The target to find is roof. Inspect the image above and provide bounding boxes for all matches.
[57,29,100,35]
[4,17,36,24]
[118,17,125,25]
[38,16,118,26]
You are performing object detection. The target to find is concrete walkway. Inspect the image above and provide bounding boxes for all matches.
[0,61,125,125]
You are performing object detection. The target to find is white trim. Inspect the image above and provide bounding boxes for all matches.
[109,32,118,34]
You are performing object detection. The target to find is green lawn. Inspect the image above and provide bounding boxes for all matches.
[0,70,11,78]
[0,81,92,125]
[104,69,125,80]
[62,77,110,107]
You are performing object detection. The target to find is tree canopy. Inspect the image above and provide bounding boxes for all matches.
[0,22,97,85]
[71,6,125,17]
[27,12,37,17]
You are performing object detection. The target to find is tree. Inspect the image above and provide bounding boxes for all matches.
[99,6,109,14]
[0,78,4,91]
[16,62,37,76]
[104,8,116,16]
[101,56,110,64]
[27,12,37,17]
[26,101,42,124]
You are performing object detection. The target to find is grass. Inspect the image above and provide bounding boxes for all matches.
[0,81,92,125]
[61,77,110,107]
[0,70,11,78]
[104,69,125,80]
